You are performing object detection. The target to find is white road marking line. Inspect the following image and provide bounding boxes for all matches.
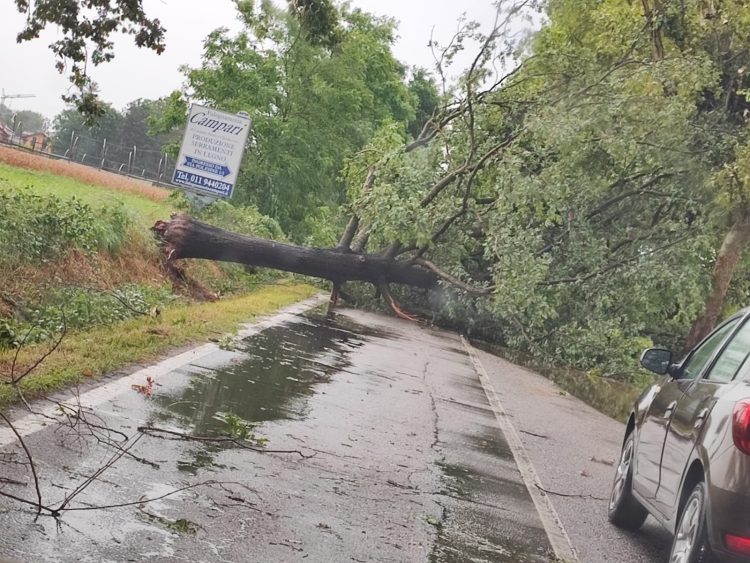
[0,294,328,447]
[461,336,579,563]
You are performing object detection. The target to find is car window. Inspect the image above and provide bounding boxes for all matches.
[681,318,740,380]
[705,319,750,383]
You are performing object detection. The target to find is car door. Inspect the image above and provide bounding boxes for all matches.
[633,317,740,503]
[655,315,750,517]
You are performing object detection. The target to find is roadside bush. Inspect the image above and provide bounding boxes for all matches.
[302,205,346,248]
[0,190,133,265]
[166,191,285,240]
[200,200,285,240]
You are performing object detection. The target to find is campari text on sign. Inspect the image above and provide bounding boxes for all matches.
[171,104,252,198]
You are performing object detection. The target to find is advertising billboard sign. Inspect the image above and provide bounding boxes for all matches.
[171,104,252,198]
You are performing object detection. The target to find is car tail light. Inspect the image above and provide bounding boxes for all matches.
[732,400,750,456]
[726,533,750,557]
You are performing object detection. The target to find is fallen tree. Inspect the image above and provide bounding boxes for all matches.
[153,214,438,290]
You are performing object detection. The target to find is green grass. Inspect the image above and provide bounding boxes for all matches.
[0,162,172,229]
[0,283,319,408]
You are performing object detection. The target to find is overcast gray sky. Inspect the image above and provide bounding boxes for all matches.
[0,1,500,119]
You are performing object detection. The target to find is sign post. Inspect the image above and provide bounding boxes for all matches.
[171,104,252,199]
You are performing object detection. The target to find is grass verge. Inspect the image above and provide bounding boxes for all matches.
[0,282,318,408]
[473,341,649,422]
[0,158,172,229]
[0,147,170,201]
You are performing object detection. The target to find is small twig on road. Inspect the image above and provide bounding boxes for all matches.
[0,412,44,517]
[0,477,27,487]
[519,429,549,439]
[63,480,253,512]
[590,456,615,466]
[269,540,304,553]
[386,479,416,490]
[57,434,144,513]
[534,484,606,501]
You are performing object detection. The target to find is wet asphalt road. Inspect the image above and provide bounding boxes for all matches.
[474,348,674,562]
[0,298,672,562]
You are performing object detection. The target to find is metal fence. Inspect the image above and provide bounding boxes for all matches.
[61,131,175,183]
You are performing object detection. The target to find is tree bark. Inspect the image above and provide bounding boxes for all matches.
[684,211,750,350]
[153,215,438,289]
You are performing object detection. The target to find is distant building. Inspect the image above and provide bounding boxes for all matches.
[21,131,51,153]
[0,121,52,153]
[0,121,12,144]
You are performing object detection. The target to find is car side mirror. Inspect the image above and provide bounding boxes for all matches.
[640,348,673,375]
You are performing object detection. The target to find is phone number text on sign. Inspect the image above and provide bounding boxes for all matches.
[173,170,233,197]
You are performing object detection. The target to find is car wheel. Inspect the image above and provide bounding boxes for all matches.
[608,432,648,530]
[669,482,715,563]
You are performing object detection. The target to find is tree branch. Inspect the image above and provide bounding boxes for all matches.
[413,259,494,295]
[539,233,692,286]
[419,129,524,208]
[586,172,676,220]
[337,168,375,250]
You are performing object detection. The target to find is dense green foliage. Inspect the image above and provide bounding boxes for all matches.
[0,189,168,349]
[166,190,285,240]
[485,0,750,373]
[0,284,174,348]
[339,0,750,378]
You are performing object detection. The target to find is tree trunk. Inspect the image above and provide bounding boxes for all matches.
[153,214,438,289]
[684,211,750,350]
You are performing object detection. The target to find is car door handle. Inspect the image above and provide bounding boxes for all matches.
[694,407,710,429]
[663,400,677,419]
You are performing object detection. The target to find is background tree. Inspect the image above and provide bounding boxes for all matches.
[51,98,176,175]
[52,104,123,159]
[167,1,430,239]
[0,105,47,132]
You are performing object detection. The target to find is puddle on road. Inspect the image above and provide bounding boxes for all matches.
[152,312,393,438]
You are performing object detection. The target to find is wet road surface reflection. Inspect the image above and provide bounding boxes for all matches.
[154,314,382,435]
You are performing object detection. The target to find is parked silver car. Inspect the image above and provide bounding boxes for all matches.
[608,311,750,562]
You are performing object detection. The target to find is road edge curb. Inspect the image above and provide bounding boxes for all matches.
[461,336,579,563]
